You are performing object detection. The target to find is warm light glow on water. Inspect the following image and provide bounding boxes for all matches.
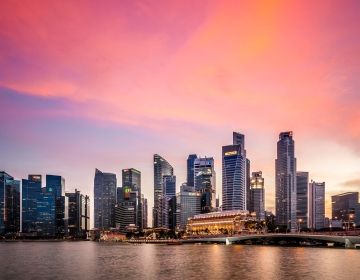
[1,242,360,279]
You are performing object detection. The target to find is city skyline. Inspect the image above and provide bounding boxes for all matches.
[1,1,360,227]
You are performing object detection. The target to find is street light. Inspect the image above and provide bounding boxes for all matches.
[298,219,303,233]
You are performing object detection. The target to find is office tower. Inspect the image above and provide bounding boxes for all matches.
[222,132,247,211]
[246,158,251,211]
[249,171,265,220]
[0,171,20,235]
[308,181,325,230]
[46,175,68,236]
[194,157,216,213]
[296,172,309,229]
[332,192,360,225]
[22,175,42,234]
[36,189,56,236]
[115,190,138,232]
[122,168,142,230]
[142,195,148,229]
[66,189,90,238]
[178,184,201,229]
[163,175,176,229]
[275,131,297,231]
[94,169,117,229]
[153,154,173,228]
[117,187,123,204]
[187,154,198,187]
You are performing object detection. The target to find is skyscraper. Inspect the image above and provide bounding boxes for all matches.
[66,189,90,238]
[187,154,197,187]
[296,172,309,229]
[194,157,216,213]
[122,168,142,230]
[332,192,360,225]
[141,195,148,229]
[178,184,201,229]
[153,154,173,228]
[249,171,265,220]
[0,171,20,235]
[46,175,68,236]
[94,169,117,229]
[22,175,42,234]
[163,175,176,229]
[222,132,247,211]
[275,131,297,231]
[308,181,325,230]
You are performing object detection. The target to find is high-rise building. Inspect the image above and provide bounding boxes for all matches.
[194,157,216,213]
[178,184,201,230]
[66,189,90,238]
[163,175,176,229]
[249,171,265,220]
[22,175,42,234]
[116,168,142,232]
[296,172,309,229]
[36,189,56,236]
[0,171,21,235]
[332,192,360,225]
[308,181,325,230]
[46,175,68,236]
[141,195,148,229]
[222,132,247,211]
[94,169,117,229]
[153,154,173,228]
[187,154,197,187]
[275,131,297,231]
[122,168,142,230]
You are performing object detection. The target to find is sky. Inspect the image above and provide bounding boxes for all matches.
[1,0,360,227]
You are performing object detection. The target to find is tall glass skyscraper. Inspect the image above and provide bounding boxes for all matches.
[308,181,325,230]
[94,169,117,229]
[296,172,309,229]
[0,171,20,235]
[163,175,176,229]
[22,175,42,234]
[153,154,173,228]
[249,171,265,220]
[177,184,201,230]
[46,175,68,236]
[194,157,216,213]
[66,189,90,238]
[222,132,247,211]
[275,131,297,231]
[187,154,197,187]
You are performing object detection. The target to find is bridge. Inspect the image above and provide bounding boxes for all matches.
[182,233,360,249]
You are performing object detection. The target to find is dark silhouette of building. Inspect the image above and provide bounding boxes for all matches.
[187,154,197,187]
[296,172,309,229]
[66,189,90,238]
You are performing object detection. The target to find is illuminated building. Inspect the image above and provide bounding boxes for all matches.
[22,175,42,234]
[308,181,325,230]
[153,154,173,228]
[122,168,142,230]
[66,189,90,238]
[222,132,249,211]
[186,210,255,235]
[0,171,20,235]
[94,169,117,229]
[249,171,265,220]
[332,192,360,225]
[194,157,216,213]
[275,131,297,231]
[178,184,201,229]
[141,195,148,228]
[187,154,197,187]
[296,172,309,229]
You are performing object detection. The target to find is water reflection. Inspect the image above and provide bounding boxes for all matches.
[0,242,359,280]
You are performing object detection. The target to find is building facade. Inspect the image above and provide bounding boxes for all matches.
[187,154,197,187]
[332,192,360,225]
[178,184,201,230]
[94,169,117,229]
[0,171,21,235]
[66,189,90,238]
[249,171,265,220]
[296,172,309,229]
[308,181,325,230]
[163,175,176,230]
[275,131,297,231]
[153,154,173,228]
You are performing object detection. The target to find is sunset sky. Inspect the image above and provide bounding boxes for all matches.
[1,0,360,225]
